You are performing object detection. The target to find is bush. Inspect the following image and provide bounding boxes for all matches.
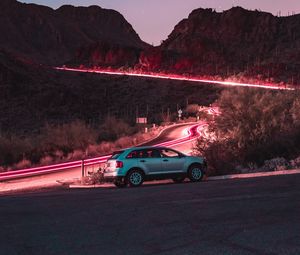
[14,159,32,170]
[194,136,238,176]
[0,135,31,166]
[290,156,300,169]
[39,156,54,166]
[40,120,97,154]
[79,171,104,185]
[261,157,289,171]
[194,88,300,174]
[98,116,135,141]
[0,118,159,171]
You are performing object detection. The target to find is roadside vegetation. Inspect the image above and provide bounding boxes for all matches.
[194,88,300,176]
[0,117,160,172]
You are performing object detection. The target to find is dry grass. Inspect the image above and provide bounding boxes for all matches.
[0,120,161,171]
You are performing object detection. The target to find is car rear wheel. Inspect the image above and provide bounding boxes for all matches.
[188,164,204,182]
[127,169,144,187]
[172,176,185,183]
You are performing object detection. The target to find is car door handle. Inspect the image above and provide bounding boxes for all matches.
[140,160,146,163]
[163,159,169,162]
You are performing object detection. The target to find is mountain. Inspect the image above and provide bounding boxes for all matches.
[137,7,300,83]
[0,0,148,65]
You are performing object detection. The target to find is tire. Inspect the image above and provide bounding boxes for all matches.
[114,180,127,188]
[188,164,204,182]
[127,169,144,187]
[172,176,185,183]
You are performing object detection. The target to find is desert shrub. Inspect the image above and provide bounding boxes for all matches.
[39,156,54,166]
[89,171,104,184]
[115,136,134,149]
[80,171,104,185]
[14,159,32,170]
[86,144,99,157]
[185,104,200,118]
[261,158,289,171]
[194,135,238,176]
[98,116,136,141]
[194,88,300,174]
[97,141,113,154]
[0,117,157,170]
[0,134,32,166]
[290,156,300,169]
[40,120,97,154]
[66,149,85,160]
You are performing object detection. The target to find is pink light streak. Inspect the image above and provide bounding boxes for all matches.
[55,67,294,91]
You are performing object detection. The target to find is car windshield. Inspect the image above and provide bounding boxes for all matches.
[110,151,124,159]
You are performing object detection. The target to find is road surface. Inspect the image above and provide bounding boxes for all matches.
[1,174,299,255]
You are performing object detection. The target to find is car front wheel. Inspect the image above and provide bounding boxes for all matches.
[188,165,204,182]
[127,169,144,187]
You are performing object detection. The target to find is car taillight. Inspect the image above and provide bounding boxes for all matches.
[116,161,123,168]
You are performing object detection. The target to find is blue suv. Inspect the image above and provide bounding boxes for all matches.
[103,146,207,187]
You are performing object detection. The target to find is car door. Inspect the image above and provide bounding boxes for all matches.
[159,148,186,173]
[136,149,162,174]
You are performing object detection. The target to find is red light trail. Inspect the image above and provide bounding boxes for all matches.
[55,67,294,90]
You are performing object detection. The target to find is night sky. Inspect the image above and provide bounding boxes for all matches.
[20,0,300,45]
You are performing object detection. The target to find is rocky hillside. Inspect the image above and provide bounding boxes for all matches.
[76,7,300,84]
[137,7,300,83]
[0,0,148,65]
[0,50,220,134]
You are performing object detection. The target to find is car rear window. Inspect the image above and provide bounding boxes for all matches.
[110,151,124,159]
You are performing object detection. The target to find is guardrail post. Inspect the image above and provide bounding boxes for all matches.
[81,159,85,178]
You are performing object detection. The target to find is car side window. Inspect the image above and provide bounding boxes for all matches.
[149,149,161,158]
[140,149,161,158]
[160,149,180,158]
[126,150,139,159]
[127,149,162,159]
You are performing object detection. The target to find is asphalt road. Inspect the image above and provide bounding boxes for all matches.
[1,174,300,255]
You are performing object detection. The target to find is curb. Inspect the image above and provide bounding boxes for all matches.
[68,169,300,189]
[69,183,114,189]
[207,169,300,181]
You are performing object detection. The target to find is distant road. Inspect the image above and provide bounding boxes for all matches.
[1,174,299,254]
